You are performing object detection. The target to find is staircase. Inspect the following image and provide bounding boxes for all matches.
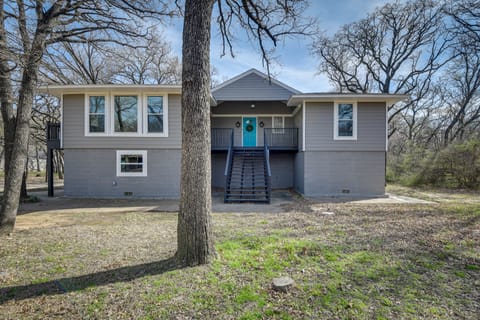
[224,147,271,203]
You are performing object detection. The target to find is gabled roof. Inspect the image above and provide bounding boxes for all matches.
[212,68,301,102]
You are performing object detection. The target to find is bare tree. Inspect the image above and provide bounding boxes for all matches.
[0,0,177,234]
[442,0,480,144]
[313,0,452,127]
[177,0,314,266]
[112,29,181,85]
[41,41,117,84]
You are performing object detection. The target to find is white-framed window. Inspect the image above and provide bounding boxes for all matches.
[85,94,108,135]
[113,95,139,134]
[84,92,169,137]
[272,116,285,134]
[143,94,169,136]
[334,102,357,140]
[116,150,147,177]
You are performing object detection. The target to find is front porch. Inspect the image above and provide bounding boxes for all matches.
[211,127,299,151]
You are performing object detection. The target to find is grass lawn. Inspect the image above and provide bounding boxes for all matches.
[1,190,479,319]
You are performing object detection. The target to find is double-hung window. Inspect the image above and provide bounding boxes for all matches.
[334,102,357,140]
[114,95,138,133]
[87,96,106,133]
[85,93,168,137]
[116,150,147,177]
[144,95,168,135]
[272,116,285,134]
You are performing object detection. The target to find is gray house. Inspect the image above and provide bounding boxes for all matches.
[41,69,407,202]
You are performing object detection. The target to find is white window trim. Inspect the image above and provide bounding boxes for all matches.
[85,93,109,136]
[84,92,169,137]
[272,116,285,134]
[110,93,142,136]
[333,101,357,140]
[142,93,169,137]
[116,150,148,177]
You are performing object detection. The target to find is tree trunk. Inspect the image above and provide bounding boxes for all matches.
[176,0,215,266]
[0,35,45,234]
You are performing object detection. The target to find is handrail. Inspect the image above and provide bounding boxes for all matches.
[224,129,234,202]
[264,130,272,203]
[264,130,271,177]
[224,129,234,176]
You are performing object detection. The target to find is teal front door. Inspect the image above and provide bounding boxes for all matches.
[243,117,257,147]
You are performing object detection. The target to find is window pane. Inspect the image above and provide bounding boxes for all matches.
[89,96,105,113]
[121,154,143,164]
[147,96,163,114]
[338,104,353,120]
[338,120,353,136]
[121,164,143,173]
[273,116,283,128]
[89,115,105,132]
[114,96,138,132]
[148,115,164,133]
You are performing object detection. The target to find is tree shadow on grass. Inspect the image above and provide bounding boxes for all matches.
[0,256,181,304]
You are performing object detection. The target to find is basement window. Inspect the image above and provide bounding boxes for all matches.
[116,150,147,177]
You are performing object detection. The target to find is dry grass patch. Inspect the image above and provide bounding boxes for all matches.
[1,197,479,319]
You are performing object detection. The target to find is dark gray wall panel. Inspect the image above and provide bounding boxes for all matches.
[304,151,385,196]
[269,153,294,188]
[212,153,228,188]
[64,149,181,198]
[294,152,305,193]
[211,152,294,189]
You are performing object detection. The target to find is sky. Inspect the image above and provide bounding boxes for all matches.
[161,0,395,93]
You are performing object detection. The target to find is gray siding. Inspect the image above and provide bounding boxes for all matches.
[303,151,385,196]
[213,72,296,101]
[63,94,181,149]
[294,152,304,193]
[305,102,386,151]
[294,109,303,150]
[212,153,294,189]
[212,101,294,115]
[64,149,180,198]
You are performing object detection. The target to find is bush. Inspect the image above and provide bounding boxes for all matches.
[388,139,480,189]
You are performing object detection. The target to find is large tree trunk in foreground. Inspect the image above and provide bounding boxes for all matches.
[0,34,44,234]
[176,0,215,266]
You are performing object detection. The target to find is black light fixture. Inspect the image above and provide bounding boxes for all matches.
[235,121,241,128]
[259,121,264,128]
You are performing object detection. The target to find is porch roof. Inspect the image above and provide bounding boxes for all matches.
[287,93,410,106]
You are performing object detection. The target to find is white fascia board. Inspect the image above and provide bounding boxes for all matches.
[287,94,410,106]
[38,84,182,96]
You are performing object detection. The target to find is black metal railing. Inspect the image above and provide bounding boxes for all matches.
[223,130,234,202]
[47,122,61,141]
[263,136,272,204]
[46,122,61,150]
[263,128,298,150]
[212,128,234,150]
